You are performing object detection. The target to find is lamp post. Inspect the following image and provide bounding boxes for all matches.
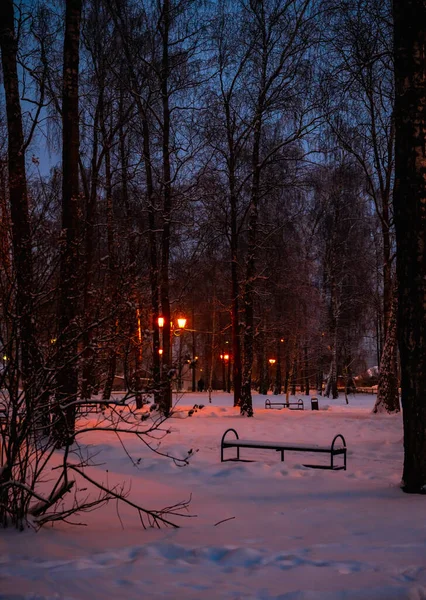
[224,353,231,393]
[166,314,205,393]
[274,338,284,395]
[219,354,225,391]
[176,317,187,391]
[268,358,276,394]
[157,315,175,413]
[159,314,188,392]
[157,317,165,395]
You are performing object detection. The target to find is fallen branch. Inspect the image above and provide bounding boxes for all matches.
[67,464,194,528]
[214,516,235,526]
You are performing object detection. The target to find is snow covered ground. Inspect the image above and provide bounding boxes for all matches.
[1,392,426,600]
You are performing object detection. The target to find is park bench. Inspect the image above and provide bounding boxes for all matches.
[220,428,347,470]
[265,398,304,410]
[76,402,102,414]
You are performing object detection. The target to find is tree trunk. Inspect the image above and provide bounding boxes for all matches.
[138,101,161,403]
[304,343,310,396]
[377,202,399,410]
[325,349,338,399]
[0,0,45,421]
[274,339,282,395]
[159,0,173,415]
[223,95,242,407]
[373,286,400,414]
[81,98,101,401]
[102,131,117,401]
[208,292,217,402]
[240,108,262,417]
[258,350,268,395]
[54,0,82,446]
[393,0,426,493]
[325,273,339,399]
[0,160,12,282]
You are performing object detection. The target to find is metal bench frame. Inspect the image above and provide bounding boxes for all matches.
[220,428,347,470]
[76,402,102,414]
[265,399,304,410]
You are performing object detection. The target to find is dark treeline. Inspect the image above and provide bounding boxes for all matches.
[0,0,393,411]
[0,0,425,512]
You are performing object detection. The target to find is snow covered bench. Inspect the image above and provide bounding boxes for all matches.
[265,398,304,410]
[76,402,102,414]
[220,428,347,470]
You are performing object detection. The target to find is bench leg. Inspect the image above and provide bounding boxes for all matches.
[281,450,284,462]
[330,451,347,470]
[221,446,241,462]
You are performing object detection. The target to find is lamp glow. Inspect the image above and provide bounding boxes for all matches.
[177,317,187,329]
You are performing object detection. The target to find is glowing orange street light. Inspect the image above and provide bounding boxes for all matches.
[177,317,187,329]
[223,354,230,361]
[269,358,276,365]
[158,316,165,328]
[158,348,163,355]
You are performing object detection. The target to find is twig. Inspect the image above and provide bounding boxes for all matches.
[214,516,235,526]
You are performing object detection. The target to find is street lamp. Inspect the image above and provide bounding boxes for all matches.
[177,317,187,330]
[268,358,276,394]
[223,353,231,393]
[219,354,231,392]
[220,354,226,391]
[174,316,187,391]
[274,338,284,395]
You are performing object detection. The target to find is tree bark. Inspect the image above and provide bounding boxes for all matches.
[274,339,282,395]
[0,0,44,418]
[393,0,426,493]
[102,121,117,401]
[159,0,172,415]
[240,108,263,416]
[81,95,101,401]
[54,0,82,446]
[373,286,400,414]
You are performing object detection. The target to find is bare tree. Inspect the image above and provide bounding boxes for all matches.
[321,0,399,412]
[54,0,83,446]
[0,0,44,416]
[239,0,317,416]
[393,0,426,493]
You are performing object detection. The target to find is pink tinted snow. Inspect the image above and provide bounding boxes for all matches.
[1,392,426,600]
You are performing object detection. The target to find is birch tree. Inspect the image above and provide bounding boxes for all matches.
[322,0,399,412]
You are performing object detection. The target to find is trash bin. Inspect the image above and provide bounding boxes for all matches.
[311,397,319,411]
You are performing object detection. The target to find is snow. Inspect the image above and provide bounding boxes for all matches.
[2,392,426,600]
